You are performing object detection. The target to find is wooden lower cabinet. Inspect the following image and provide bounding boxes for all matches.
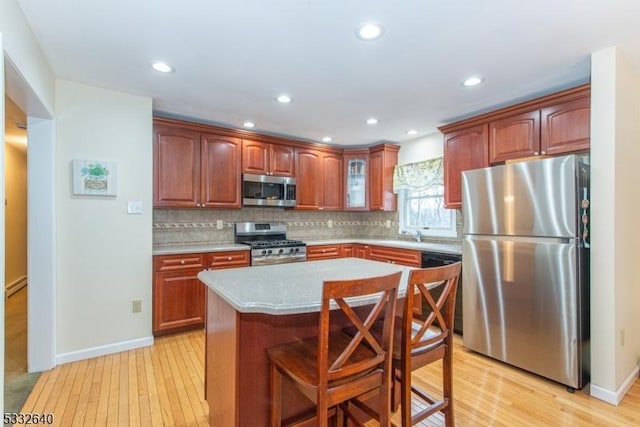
[306,244,342,260]
[153,251,249,336]
[366,245,422,267]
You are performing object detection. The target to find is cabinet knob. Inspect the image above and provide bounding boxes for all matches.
[541,151,546,155]
[227,257,232,261]
[180,260,185,265]
[319,207,324,210]
[321,249,326,253]
[534,151,539,156]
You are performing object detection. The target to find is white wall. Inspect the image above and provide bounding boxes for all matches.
[398,132,443,164]
[54,80,153,361]
[590,46,640,404]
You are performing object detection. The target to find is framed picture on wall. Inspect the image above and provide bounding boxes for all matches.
[72,159,118,196]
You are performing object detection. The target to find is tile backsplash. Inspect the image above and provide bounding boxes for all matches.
[154,208,462,246]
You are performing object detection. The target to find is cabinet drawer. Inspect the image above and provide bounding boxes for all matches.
[368,246,421,267]
[307,244,341,260]
[207,250,250,269]
[154,254,205,272]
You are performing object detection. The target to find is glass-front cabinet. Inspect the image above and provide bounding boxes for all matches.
[344,149,369,211]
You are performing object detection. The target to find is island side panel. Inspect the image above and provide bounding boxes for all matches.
[237,311,323,425]
[206,288,239,427]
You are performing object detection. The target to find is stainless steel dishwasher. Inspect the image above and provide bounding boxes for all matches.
[421,251,463,334]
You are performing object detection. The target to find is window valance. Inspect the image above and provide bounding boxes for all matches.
[392,157,443,193]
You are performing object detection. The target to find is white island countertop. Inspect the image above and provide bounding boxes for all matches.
[198,258,414,315]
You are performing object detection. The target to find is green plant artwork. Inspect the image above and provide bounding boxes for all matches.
[72,159,118,196]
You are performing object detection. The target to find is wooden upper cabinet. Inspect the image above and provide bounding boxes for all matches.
[541,96,590,156]
[242,140,295,177]
[153,119,242,209]
[154,124,201,207]
[295,148,321,209]
[489,110,541,164]
[295,148,343,210]
[344,150,370,211]
[201,133,242,208]
[320,152,343,211]
[369,144,400,212]
[443,124,489,209]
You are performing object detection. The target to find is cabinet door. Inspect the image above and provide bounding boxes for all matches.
[153,269,205,334]
[344,151,369,211]
[489,110,541,164]
[541,97,590,155]
[242,140,270,175]
[201,134,242,208]
[153,124,201,207]
[355,244,370,259]
[320,153,343,211]
[369,145,399,212]
[443,124,489,209]
[295,149,322,209]
[340,244,355,258]
[271,144,296,177]
[206,250,250,269]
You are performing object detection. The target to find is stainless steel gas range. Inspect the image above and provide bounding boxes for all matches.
[234,222,306,266]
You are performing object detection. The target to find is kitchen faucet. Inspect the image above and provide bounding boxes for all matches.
[402,226,423,242]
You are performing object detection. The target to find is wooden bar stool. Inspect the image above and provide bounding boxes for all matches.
[346,262,461,426]
[396,262,461,426]
[266,271,402,427]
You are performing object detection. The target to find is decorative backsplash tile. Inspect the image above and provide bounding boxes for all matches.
[152,208,461,245]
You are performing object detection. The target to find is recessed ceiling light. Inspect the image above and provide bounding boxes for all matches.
[357,23,384,41]
[151,61,174,73]
[406,129,418,135]
[243,121,256,128]
[275,94,293,104]
[365,118,379,125]
[322,136,332,143]
[462,76,483,87]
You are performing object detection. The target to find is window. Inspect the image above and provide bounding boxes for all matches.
[393,157,457,238]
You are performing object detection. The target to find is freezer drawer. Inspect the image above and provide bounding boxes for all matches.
[462,236,585,388]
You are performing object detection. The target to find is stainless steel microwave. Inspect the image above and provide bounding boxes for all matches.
[242,173,297,207]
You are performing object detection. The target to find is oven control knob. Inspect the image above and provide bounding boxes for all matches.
[278,249,284,254]
[294,248,299,252]
[261,250,267,255]
[267,249,272,255]
[289,248,294,253]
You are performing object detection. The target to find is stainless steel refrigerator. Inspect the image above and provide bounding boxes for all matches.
[461,154,590,390]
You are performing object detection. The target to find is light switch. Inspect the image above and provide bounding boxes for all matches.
[127,201,143,214]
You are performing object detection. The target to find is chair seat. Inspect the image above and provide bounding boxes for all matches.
[268,331,381,389]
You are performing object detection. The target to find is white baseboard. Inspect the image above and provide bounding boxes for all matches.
[56,336,155,365]
[6,276,28,298]
[590,364,640,405]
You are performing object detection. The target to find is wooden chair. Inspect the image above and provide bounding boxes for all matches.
[395,262,462,426]
[266,271,402,427]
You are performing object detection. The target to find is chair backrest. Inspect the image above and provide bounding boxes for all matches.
[402,262,462,354]
[319,271,402,385]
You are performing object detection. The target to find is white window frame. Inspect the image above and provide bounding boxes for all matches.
[398,188,457,238]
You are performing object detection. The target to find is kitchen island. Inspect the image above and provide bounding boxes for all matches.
[198,258,414,426]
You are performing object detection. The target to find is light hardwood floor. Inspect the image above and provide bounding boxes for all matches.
[19,329,640,426]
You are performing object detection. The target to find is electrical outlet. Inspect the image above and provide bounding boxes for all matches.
[385,220,391,228]
[132,300,142,313]
[327,219,333,229]
[216,220,224,230]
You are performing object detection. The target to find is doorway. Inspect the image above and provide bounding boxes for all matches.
[3,95,38,412]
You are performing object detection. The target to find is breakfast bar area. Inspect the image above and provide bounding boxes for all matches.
[198,258,413,426]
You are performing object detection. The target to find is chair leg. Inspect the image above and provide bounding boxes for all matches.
[400,363,412,427]
[443,346,454,427]
[269,363,283,427]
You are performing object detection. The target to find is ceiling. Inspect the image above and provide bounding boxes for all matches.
[15,0,640,146]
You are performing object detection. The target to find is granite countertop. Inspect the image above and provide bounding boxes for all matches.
[198,258,414,315]
[154,238,461,256]
[153,242,249,256]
